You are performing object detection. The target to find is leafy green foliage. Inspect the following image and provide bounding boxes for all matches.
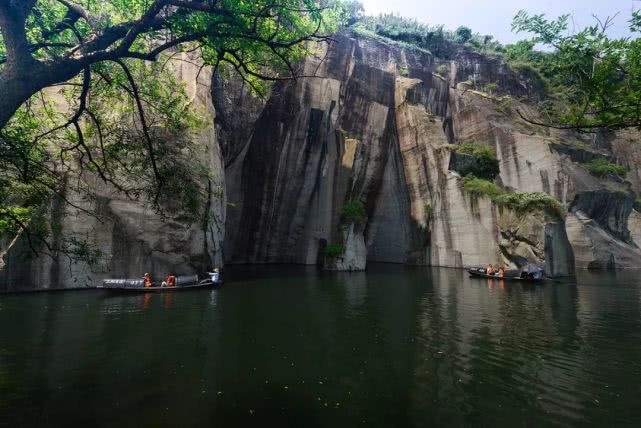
[1,1,351,258]
[493,192,563,217]
[481,83,499,95]
[0,207,32,235]
[339,1,364,26]
[0,57,209,248]
[341,200,366,224]
[584,158,627,177]
[455,26,473,44]
[462,175,563,217]
[436,64,449,76]
[354,14,503,59]
[511,9,641,130]
[452,143,500,180]
[462,176,504,198]
[456,143,496,159]
[324,243,345,258]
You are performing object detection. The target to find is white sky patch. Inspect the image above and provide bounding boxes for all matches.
[359,0,640,44]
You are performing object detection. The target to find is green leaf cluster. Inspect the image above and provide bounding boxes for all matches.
[353,14,503,59]
[341,199,366,224]
[462,175,563,217]
[0,207,32,235]
[510,9,641,130]
[452,143,500,180]
[323,243,345,258]
[584,158,627,177]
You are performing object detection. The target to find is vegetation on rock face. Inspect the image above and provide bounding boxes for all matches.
[462,175,564,217]
[341,199,366,224]
[455,143,496,160]
[462,176,504,199]
[584,158,627,177]
[324,243,345,258]
[353,13,503,58]
[493,192,563,217]
[451,143,500,180]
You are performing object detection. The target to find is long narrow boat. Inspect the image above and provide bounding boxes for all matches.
[467,267,544,282]
[98,275,222,292]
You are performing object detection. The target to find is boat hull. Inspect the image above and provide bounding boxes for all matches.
[467,268,543,282]
[98,276,222,292]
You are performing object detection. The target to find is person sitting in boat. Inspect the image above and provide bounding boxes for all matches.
[207,268,220,284]
[162,273,177,288]
[143,273,153,288]
[497,265,505,278]
[486,264,495,275]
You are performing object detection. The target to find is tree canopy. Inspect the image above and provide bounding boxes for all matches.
[511,10,641,131]
[0,0,349,259]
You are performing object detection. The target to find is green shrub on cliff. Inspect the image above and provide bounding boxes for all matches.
[462,176,504,198]
[355,14,503,59]
[436,64,449,76]
[453,143,500,180]
[456,143,495,159]
[324,244,345,258]
[462,175,563,217]
[493,192,563,217]
[584,158,627,177]
[341,200,367,224]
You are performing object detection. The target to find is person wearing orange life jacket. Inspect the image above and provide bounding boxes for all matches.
[166,273,176,287]
[143,273,154,288]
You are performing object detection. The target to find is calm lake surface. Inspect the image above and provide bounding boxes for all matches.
[1,265,641,427]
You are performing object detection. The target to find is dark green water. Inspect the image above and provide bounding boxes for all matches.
[1,265,641,427]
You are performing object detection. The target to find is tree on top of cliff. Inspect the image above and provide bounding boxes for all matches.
[512,9,641,131]
[0,0,350,256]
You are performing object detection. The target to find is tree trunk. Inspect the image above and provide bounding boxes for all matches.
[0,71,38,128]
[0,61,83,129]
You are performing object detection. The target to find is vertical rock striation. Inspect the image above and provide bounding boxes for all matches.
[224,33,641,274]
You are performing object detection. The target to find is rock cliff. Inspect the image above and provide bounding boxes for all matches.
[222,33,641,274]
[3,32,641,290]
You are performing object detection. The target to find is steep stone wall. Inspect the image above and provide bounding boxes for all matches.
[224,33,641,274]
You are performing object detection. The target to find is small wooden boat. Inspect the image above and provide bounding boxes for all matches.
[98,275,222,292]
[467,267,544,282]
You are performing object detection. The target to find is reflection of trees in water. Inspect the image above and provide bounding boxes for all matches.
[408,270,592,425]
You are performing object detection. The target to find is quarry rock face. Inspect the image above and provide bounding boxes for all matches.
[223,33,641,274]
[4,33,641,290]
